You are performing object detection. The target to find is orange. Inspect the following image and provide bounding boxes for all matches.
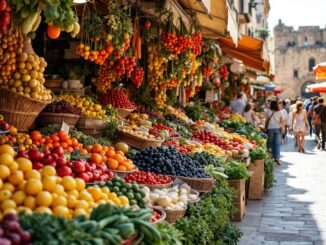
[61,142,68,149]
[47,24,61,39]
[53,185,65,196]
[102,146,109,152]
[71,138,78,147]
[36,191,53,206]
[9,127,17,135]
[80,149,88,155]
[67,195,77,208]
[102,155,108,163]
[68,189,79,198]
[108,146,115,151]
[16,207,32,214]
[31,131,42,141]
[74,208,87,217]
[106,150,115,158]
[25,179,43,195]
[125,164,135,171]
[90,153,102,164]
[8,161,18,172]
[79,190,93,202]
[58,131,68,141]
[67,147,74,153]
[92,144,102,153]
[16,158,33,172]
[114,154,125,164]
[116,150,125,156]
[107,158,119,170]
[75,200,89,210]
[118,196,129,206]
[3,208,17,215]
[85,145,93,152]
[87,186,102,201]
[117,166,126,171]
[66,139,72,146]
[3,183,15,192]
[8,170,24,185]
[0,144,15,156]
[0,179,2,189]
[17,180,27,191]
[51,134,60,142]
[53,142,60,147]
[1,199,17,211]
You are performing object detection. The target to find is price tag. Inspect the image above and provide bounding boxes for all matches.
[139,126,149,133]
[61,121,70,134]
[205,90,215,103]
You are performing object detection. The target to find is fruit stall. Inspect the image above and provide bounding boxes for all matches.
[0,0,274,244]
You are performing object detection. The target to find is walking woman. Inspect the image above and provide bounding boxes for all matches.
[292,102,310,153]
[243,103,256,125]
[265,100,285,164]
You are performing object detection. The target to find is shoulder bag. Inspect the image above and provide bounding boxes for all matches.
[264,111,275,132]
[312,106,323,125]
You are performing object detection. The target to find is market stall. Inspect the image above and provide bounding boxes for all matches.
[0,0,276,244]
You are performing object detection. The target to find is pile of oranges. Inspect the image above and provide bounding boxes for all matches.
[0,144,129,218]
[75,43,114,65]
[31,131,83,153]
[83,144,137,172]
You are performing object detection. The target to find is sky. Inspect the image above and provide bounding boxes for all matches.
[268,0,326,32]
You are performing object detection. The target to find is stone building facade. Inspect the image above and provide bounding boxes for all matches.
[273,21,326,98]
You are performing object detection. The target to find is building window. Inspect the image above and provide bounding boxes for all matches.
[304,36,308,46]
[293,70,299,78]
[309,58,315,72]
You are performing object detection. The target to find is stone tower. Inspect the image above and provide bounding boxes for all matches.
[273,20,326,98]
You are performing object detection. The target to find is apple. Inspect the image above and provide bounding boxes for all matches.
[57,166,72,177]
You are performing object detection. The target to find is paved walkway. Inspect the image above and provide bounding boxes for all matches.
[238,137,326,245]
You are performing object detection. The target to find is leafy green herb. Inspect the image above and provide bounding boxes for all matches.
[224,159,250,180]
[249,147,269,161]
[264,158,276,189]
[102,119,120,142]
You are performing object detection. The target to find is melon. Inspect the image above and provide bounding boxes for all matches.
[114,142,129,153]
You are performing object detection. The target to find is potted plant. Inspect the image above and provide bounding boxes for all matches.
[224,160,250,221]
[248,147,269,200]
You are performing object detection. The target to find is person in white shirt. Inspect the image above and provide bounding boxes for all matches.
[230,93,246,115]
[243,103,256,125]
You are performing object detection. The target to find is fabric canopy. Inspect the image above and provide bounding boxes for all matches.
[313,62,326,80]
[307,81,326,93]
[217,35,270,74]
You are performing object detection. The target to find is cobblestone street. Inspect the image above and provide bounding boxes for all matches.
[238,137,326,245]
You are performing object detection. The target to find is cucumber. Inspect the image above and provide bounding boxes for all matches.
[114,223,135,238]
[98,214,120,229]
[79,220,99,231]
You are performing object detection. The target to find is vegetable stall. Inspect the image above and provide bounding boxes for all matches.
[0,0,274,244]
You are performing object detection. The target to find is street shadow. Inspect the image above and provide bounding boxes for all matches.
[237,137,324,245]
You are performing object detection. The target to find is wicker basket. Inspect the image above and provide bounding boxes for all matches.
[117,108,135,119]
[76,117,107,137]
[169,175,216,193]
[141,182,172,190]
[151,208,167,224]
[163,208,187,223]
[117,128,164,149]
[112,168,139,178]
[188,189,201,203]
[0,88,51,131]
[37,112,80,128]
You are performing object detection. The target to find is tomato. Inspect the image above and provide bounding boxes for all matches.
[73,161,85,173]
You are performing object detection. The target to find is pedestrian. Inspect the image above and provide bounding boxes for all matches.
[265,100,285,165]
[314,99,326,150]
[279,100,289,143]
[230,93,246,115]
[308,97,318,137]
[243,103,256,125]
[292,102,310,153]
[312,97,324,149]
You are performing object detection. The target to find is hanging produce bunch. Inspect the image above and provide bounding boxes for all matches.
[0,0,11,33]
[200,39,222,79]
[8,0,79,39]
[76,2,132,65]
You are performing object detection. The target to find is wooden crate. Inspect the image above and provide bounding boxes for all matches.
[248,159,265,200]
[228,179,246,221]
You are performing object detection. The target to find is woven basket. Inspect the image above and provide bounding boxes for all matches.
[37,112,80,128]
[117,129,164,149]
[112,168,139,178]
[151,208,167,224]
[117,108,135,119]
[188,189,201,203]
[164,208,187,223]
[0,88,51,131]
[169,175,216,193]
[141,182,172,190]
[77,117,106,130]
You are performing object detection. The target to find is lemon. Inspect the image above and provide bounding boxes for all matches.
[0,153,15,166]
[41,166,56,178]
[67,195,77,208]
[3,208,17,215]
[35,206,52,214]
[53,206,69,218]
[79,190,93,202]
[36,191,53,207]
[17,180,27,191]
[0,165,10,179]
[75,178,85,191]
[0,145,15,156]
[87,186,102,201]
[2,183,15,192]
[25,169,41,180]
[1,199,17,211]
[53,185,65,196]
[52,196,67,207]
[8,161,18,172]
[62,176,76,191]
[74,208,88,217]
[75,200,89,210]
[42,176,57,191]
[12,191,26,205]
[25,179,43,195]
[24,196,36,210]
[16,158,33,172]
[16,206,32,214]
